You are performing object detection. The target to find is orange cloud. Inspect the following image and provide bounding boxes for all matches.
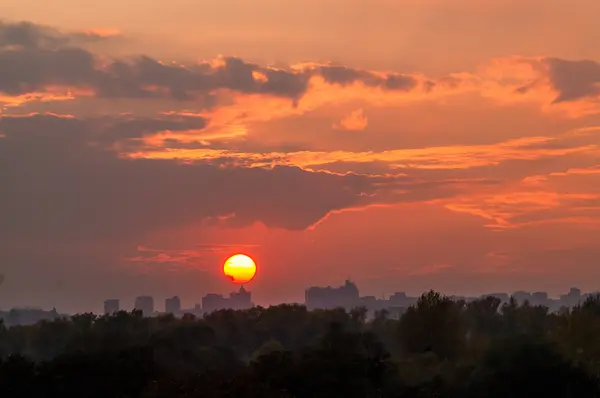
[127,134,598,171]
[0,89,80,108]
[137,56,600,146]
[79,28,121,39]
[2,24,599,124]
[333,108,368,131]
[408,263,454,276]
[445,191,600,230]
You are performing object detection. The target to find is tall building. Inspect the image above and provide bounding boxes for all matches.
[531,292,549,306]
[560,287,582,307]
[165,296,181,314]
[0,308,60,327]
[305,280,359,310]
[134,296,154,316]
[230,285,252,309]
[512,290,532,304]
[103,299,120,314]
[202,293,226,314]
[388,292,408,307]
[201,286,253,313]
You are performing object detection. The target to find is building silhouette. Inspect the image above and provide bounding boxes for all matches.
[561,287,582,307]
[305,280,360,311]
[165,296,181,314]
[103,299,120,315]
[134,296,154,316]
[304,280,417,319]
[230,285,252,309]
[531,292,549,306]
[0,308,60,327]
[90,285,599,319]
[201,286,253,313]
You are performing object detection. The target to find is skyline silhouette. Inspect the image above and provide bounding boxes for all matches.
[1,280,595,325]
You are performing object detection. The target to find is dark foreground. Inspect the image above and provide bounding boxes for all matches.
[2,291,600,397]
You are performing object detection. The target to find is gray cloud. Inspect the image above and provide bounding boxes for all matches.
[318,65,417,91]
[545,58,600,103]
[0,47,97,95]
[0,20,67,49]
[0,113,396,242]
[0,20,117,50]
[0,113,209,146]
[0,112,492,244]
[0,20,425,105]
[2,20,600,110]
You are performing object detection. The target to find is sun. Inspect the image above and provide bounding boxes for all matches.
[223,254,257,284]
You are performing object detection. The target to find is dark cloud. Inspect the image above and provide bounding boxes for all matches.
[0,20,311,101]
[0,113,209,146]
[0,20,424,105]
[0,21,67,49]
[69,30,121,43]
[545,58,600,103]
[319,65,379,86]
[3,20,600,110]
[0,47,97,95]
[318,65,417,91]
[103,115,208,141]
[0,20,117,50]
[0,113,396,242]
[0,112,490,244]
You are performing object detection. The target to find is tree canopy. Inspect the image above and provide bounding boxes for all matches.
[1,292,600,397]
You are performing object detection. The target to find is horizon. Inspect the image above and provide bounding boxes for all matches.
[1,282,593,315]
[2,1,600,314]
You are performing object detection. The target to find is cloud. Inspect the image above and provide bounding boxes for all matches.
[407,262,454,276]
[0,113,414,242]
[2,19,600,123]
[544,58,600,103]
[73,28,122,42]
[0,158,386,242]
[124,243,261,270]
[0,20,312,101]
[0,109,507,244]
[0,20,118,50]
[0,112,209,147]
[194,243,260,252]
[126,246,209,270]
[0,21,441,107]
[1,19,599,255]
[446,190,600,230]
[131,133,598,171]
[333,108,367,131]
[317,65,417,91]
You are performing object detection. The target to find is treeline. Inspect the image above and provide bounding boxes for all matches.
[2,291,600,397]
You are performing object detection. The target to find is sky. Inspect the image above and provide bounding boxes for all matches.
[1,0,600,313]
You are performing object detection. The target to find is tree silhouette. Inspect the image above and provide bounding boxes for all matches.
[0,292,599,397]
[398,290,466,359]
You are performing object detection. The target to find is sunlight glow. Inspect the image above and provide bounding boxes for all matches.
[223,254,257,284]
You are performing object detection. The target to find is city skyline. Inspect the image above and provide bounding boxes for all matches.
[2,268,599,314]
[3,281,596,318]
[2,1,600,313]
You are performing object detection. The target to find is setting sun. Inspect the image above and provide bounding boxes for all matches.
[223,254,257,284]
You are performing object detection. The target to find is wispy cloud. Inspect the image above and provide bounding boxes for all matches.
[333,108,367,131]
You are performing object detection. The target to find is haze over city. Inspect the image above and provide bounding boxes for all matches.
[2,0,600,315]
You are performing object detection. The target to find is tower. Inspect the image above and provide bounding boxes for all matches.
[165,296,181,314]
[103,299,120,314]
[134,296,154,316]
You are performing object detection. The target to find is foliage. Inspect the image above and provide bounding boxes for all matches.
[1,293,600,397]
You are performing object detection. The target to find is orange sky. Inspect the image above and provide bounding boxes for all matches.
[1,1,600,313]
